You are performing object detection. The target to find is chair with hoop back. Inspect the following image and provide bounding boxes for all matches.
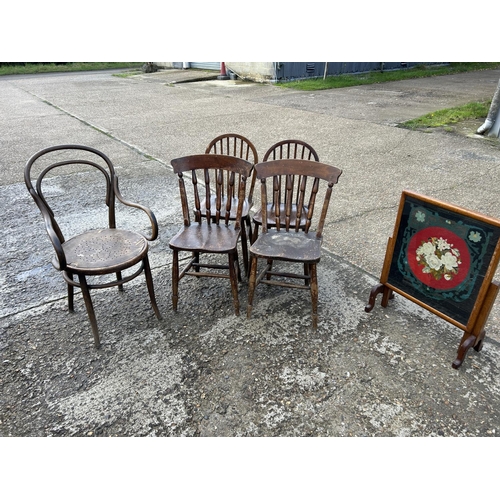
[251,139,319,244]
[168,154,254,315]
[247,158,342,329]
[24,144,161,348]
[204,134,258,276]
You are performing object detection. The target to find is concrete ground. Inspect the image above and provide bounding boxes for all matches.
[1,67,500,437]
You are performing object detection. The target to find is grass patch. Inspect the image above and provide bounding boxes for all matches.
[277,63,500,91]
[0,62,142,76]
[400,101,491,130]
[113,70,144,78]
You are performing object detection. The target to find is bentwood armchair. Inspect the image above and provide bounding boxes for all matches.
[24,144,161,347]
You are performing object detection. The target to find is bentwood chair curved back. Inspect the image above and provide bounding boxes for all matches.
[169,154,254,315]
[205,134,258,276]
[252,139,320,244]
[247,158,342,329]
[24,144,161,348]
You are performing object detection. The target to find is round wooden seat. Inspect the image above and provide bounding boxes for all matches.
[60,229,148,275]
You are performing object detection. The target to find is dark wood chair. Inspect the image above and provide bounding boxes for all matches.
[251,139,320,244]
[169,154,254,315]
[24,144,161,348]
[247,158,342,329]
[205,134,258,276]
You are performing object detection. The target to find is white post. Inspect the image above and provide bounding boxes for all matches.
[477,77,500,138]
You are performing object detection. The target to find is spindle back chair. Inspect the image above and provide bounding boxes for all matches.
[205,134,258,275]
[252,139,319,244]
[169,154,254,315]
[247,158,342,329]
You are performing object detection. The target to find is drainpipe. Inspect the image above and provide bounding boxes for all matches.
[273,62,282,83]
[477,77,500,137]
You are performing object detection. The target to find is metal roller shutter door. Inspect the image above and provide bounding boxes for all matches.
[189,62,221,70]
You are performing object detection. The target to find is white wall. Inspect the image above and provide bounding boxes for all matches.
[225,62,275,82]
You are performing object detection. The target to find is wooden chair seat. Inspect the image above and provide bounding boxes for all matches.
[169,224,240,254]
[249,230,322,263]
[60,229,148,274]
[252,203,308,229]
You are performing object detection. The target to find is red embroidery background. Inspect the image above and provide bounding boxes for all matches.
[407,226,471,290]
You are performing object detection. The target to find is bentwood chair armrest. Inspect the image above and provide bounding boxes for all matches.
[113,176,159,241]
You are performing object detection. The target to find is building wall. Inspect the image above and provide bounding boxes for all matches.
[154,62,447,83]
[225,62,276,83]
[274,62,448,82]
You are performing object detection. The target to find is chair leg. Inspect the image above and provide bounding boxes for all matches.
[266,259,273,281]
[236,254,242,283]
[240,220,249,278]
[67,272,74,312]
[247,255,258,319]
[192,251,200,277]
[79,274,101,348]
[251,222,260,244]
[228,252,240,315]
[116,271,124,291]
[172,249,179,311]
[310,263,318,329]
[245,215,253,251]
[304,263,310,286]
[143,255,161,319]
